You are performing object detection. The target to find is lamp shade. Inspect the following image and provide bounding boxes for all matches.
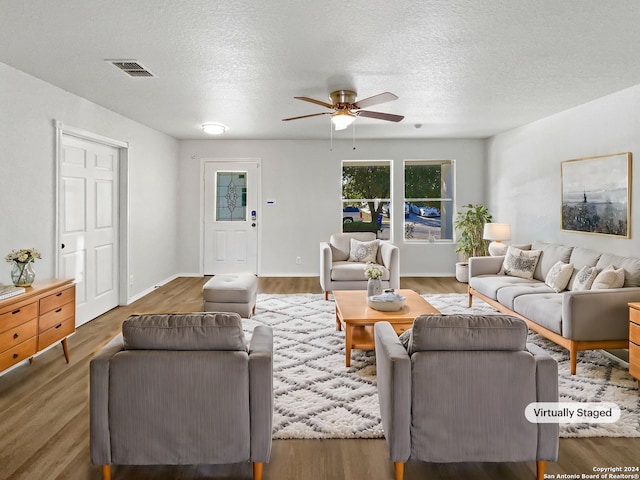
[331,111,356,131]
[483,223,511,241]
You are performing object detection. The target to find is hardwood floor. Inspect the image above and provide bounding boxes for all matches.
[0,276,637,480]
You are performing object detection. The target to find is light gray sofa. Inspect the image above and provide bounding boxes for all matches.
[374,314,558,480]
[469,241,640,374]
[320,232,400,300]
[90,313,273,480]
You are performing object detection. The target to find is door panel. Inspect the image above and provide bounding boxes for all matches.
[203,161,259,275]
[59,135,119,325]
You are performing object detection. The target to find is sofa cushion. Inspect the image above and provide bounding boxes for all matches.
[469,274,540,300]
[591,266,625,290]
[513,294,562,335]
[348,238,379,263]
[572,265,599,291]
[122,313,248,351]
[329,232,376,262]
[567,247,602,290]
[532,242,573,282]
[331,261,390,281]
[545,261,574,292]
[410,314,528,352]
[496,283,556,310]
[500,246,542,279]
[596,253,640,287]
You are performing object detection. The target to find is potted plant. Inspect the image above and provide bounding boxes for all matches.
[454,204,492,283]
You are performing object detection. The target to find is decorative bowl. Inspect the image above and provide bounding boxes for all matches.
[367,291,406,312]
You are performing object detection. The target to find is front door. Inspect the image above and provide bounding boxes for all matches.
[203,160,259,275]
[58,134,119,326]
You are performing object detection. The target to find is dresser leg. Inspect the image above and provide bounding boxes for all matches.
[61,338,70,363]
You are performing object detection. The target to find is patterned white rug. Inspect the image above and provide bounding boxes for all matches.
[244,293,640,439]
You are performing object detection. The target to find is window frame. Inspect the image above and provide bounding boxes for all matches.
[403,159,455,243]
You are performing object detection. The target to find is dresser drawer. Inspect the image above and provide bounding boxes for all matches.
[40,286,75,315]
[630,321,640,345]
[39,301,74,333]
[0,318,37,353]
[0,302,38,334]
[630,342,640,380]
[38,317,74,351]
[0,337,37,371]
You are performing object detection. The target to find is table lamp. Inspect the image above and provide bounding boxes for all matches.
[483,223,511,256]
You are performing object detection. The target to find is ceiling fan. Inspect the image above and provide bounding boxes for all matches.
[282,90,404,130]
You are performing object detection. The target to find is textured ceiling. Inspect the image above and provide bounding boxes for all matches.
[1,0,640,140]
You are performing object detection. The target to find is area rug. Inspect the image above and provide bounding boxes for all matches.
[244,293,640,439]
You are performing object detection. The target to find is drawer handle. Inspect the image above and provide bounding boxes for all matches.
[13,353,19,359]
[11,309,21,315]
[55,308,62,313]
[56,292,63,297]
[55,323,62,329]
[13,333,19,339]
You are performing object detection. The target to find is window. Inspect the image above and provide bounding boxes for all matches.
[404,160,454,241]
[341,160,391,240]
[216,171,247,221]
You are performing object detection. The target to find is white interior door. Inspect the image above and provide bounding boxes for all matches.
[203,161,259,275]
[58,134,119,326]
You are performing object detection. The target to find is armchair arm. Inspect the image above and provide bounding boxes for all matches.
[380,242,400,290]
[468,255,504,278]
[90,334,125,465]
[249,326,274,462]
[527,343,559,461]
[319,242,332,293]
[374,322,411,462]
[562,287,640,340]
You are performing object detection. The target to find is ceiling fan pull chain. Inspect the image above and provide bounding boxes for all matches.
[352,120,356,150]
[329,116,333,151]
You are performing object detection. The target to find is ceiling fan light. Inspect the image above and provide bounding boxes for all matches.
[202,123,226,135]
[331,111,356,131]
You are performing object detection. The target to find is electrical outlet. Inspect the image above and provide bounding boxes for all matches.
[295,256,302,265]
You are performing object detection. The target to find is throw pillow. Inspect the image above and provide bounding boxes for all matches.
[572,265,599,291]
[545,261,574,292]
[348,238,379,263]
[591,266,625,290]
[398,328,413,355]
[500,246,542,279]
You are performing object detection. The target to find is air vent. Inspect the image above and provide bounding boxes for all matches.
[107,60,155,77]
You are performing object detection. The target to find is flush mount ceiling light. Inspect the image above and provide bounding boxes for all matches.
[330,111,357,131]
[201,123,227,135]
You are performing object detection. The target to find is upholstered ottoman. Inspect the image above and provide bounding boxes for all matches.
[202,274,259,318]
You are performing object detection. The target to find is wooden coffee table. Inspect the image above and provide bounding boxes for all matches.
[334,289,440,367]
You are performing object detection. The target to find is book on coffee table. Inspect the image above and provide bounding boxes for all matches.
[0,285,26,301]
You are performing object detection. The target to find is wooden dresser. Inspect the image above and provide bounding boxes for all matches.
[0,279,75,373]
[628,302,640,385]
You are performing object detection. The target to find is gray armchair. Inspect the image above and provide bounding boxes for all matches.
[90,313,273,480]
[374,314,558,480]
[320,232,400,300]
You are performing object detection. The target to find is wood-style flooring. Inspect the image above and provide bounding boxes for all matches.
[0,276,638,480]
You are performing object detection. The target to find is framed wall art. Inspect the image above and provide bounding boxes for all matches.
[561,152,631,238]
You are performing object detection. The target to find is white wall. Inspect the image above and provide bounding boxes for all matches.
[0,62,180,300]
[178,138,486,277]
[486,84,640,256]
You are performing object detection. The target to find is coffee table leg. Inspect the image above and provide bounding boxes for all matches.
[345,325,352,367]
[336,311,342,331]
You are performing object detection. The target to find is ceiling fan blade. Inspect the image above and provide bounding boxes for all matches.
[294,96,335,109]
[357,110,404,122]
[352,92,398,109]
[282,112,331,122]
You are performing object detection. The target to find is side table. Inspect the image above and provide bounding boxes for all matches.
[628,302,640,386]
